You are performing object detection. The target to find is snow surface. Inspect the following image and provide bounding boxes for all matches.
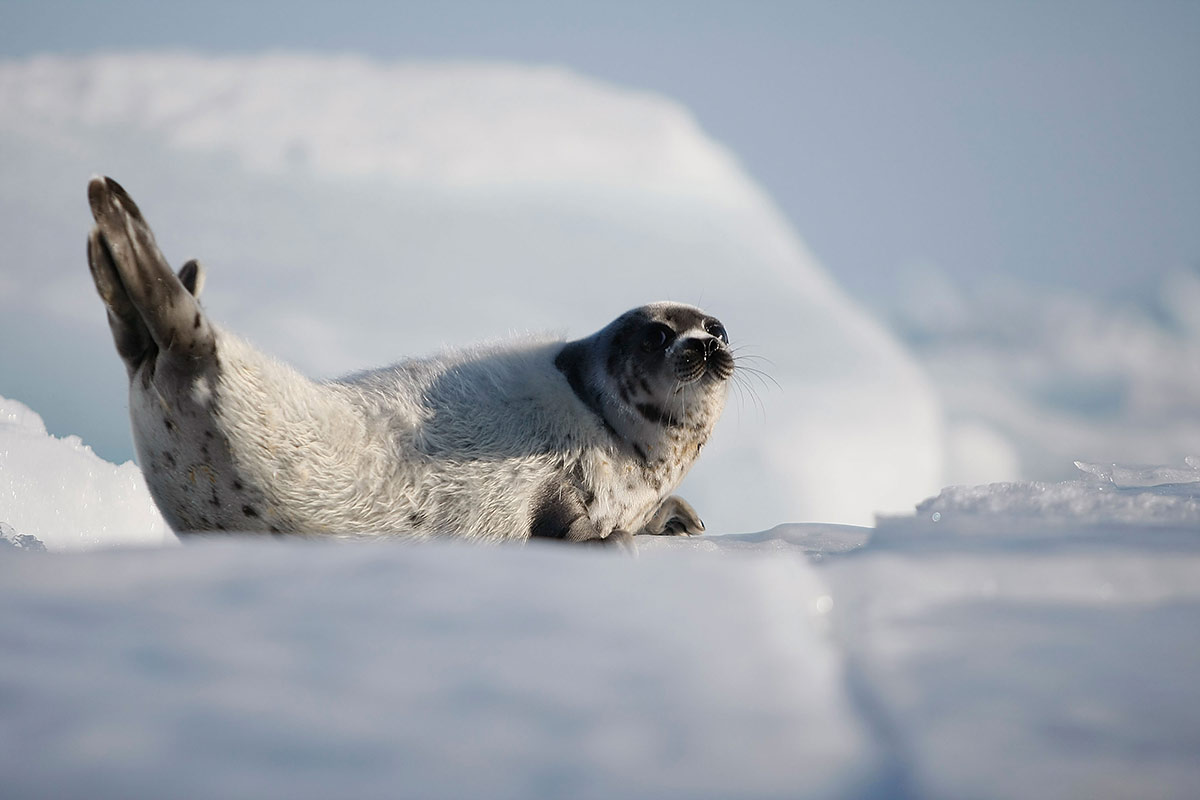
[0,52,942,529]
[2,397,1200,799]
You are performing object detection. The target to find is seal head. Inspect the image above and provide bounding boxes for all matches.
[556,303,732,461]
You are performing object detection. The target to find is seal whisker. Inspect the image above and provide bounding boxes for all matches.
[732,370,766,415]
[728,352,774,369]
[730,357,781,393]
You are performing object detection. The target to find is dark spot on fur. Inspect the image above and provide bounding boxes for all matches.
[242,505,258,518]
[269,525,281,534]
[639,377,652,394]
[193,312,201,329]
[530,480,582,539]
[204,431,214,440]
[407,511,428,528]
[635,402,678,426]
[163,419,175,433]
[635,402,663,424]
[160,450,176,469]
[232,479,244,491]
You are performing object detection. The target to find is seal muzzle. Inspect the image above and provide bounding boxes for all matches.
[674,336,734,383]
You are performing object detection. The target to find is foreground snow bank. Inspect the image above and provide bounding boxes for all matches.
[822,464,1200,800]
[0,540,875,800]
[3,398,1199,798]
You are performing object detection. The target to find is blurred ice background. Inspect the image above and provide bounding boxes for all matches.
[4,2,1198,526]
[4,1,1195,525]
[0,52,943,530]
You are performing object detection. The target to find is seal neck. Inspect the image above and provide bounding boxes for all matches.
[554,337,624,443]
[555,336,695,465]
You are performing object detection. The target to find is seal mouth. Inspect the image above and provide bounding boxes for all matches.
[674,339,735,384]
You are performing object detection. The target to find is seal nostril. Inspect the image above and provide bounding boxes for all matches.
[679,338,706,362]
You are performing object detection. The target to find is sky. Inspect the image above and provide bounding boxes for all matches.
[3,0,1198,306]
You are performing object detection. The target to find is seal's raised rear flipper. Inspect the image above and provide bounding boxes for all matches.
[87,224,151,373]
[178,258,205,298]
[86,177,214,376]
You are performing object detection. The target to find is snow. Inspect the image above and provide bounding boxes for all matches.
[0,396,172,550]
[2,396,1199,799]
[903,461,1200,530]
[0,541,874,800]
[0,51,943,529]
[821,548,1200,800]
[1074,458,1200,489]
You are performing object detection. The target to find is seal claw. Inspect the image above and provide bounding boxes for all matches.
[639,495,706,536]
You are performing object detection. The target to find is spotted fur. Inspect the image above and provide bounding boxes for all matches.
[86,177,730,547]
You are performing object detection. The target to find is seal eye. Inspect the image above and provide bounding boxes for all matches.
[641,323,674,353]
[705,320,729,345]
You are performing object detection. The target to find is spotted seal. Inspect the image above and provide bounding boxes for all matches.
[86,176,733,549]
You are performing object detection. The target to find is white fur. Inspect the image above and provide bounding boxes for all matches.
[132,328,699,541]
[87,176,726,543]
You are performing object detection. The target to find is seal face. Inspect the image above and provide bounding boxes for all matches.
[85,176,732,548]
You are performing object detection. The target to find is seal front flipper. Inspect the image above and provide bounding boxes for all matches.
[638,495,705,536]
[529,479,636,552]
[86,176,215,374]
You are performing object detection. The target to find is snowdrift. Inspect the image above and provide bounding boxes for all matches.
[0,396,171,550]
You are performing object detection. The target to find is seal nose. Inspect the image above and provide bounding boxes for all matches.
[674,338,709,382]
[680,338,707,361]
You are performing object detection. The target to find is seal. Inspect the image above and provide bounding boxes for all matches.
[86,176,733,548]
